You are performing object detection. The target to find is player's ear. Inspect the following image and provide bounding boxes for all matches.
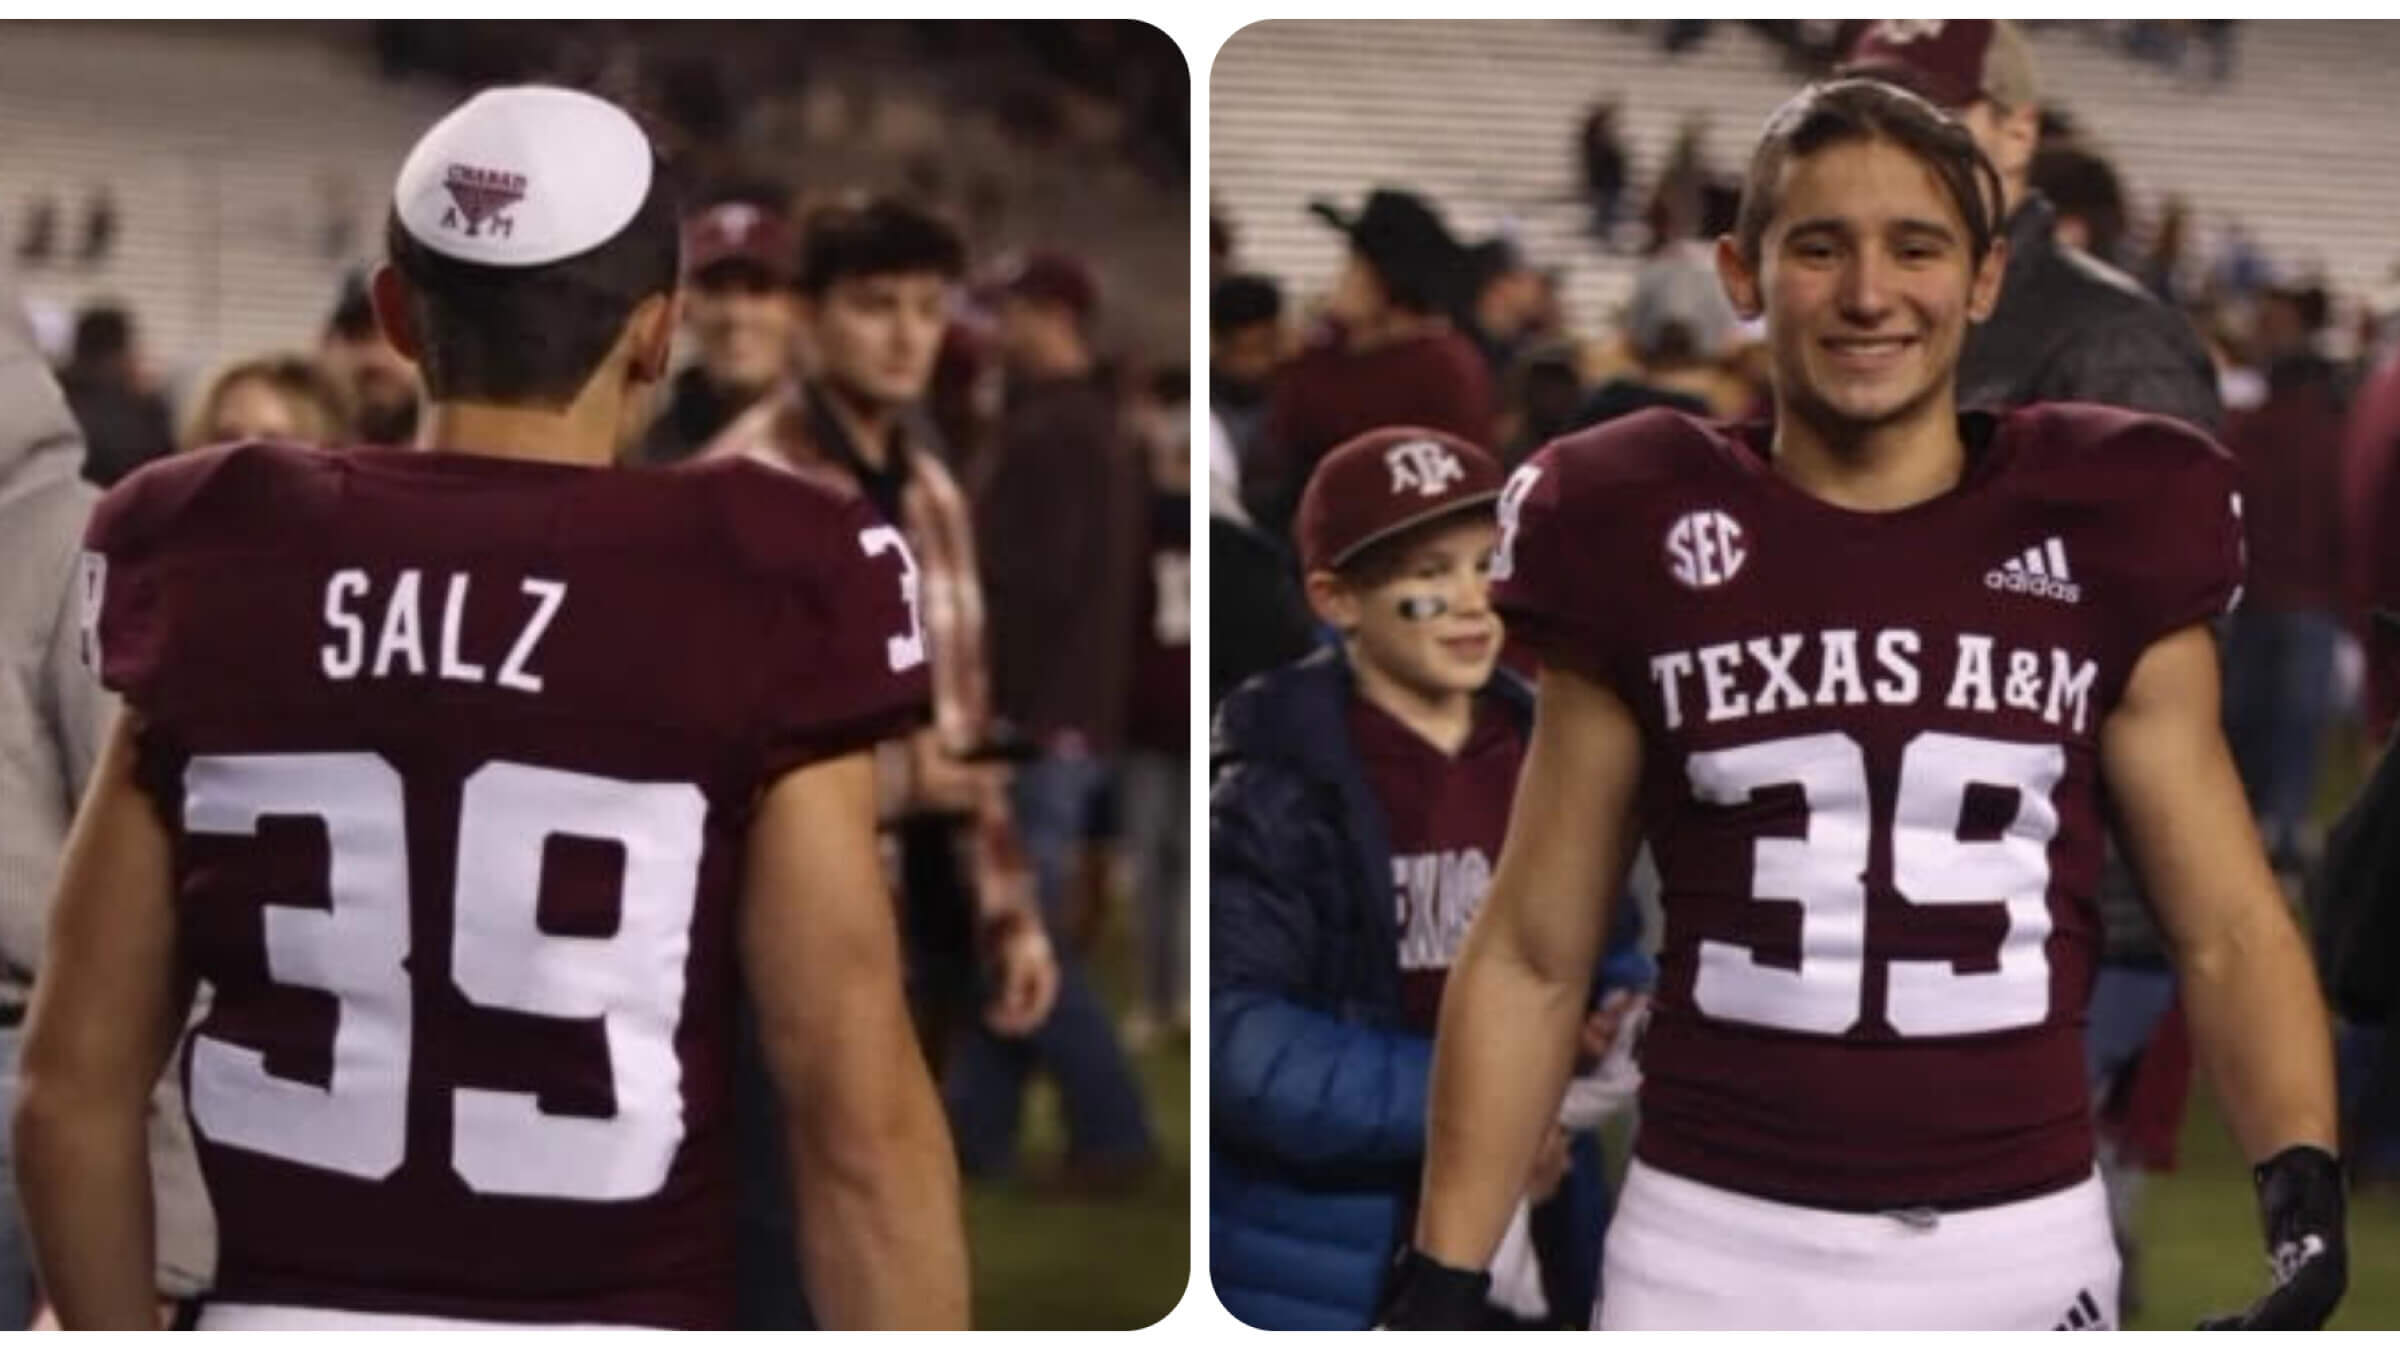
[1714,234,1764,321]
[1303,569,1361,634]
[626,289,677,384]
[1968,236,2010,323]
[368,264,421,364]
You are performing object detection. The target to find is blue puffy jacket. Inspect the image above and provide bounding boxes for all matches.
[1210,648,1649,1329]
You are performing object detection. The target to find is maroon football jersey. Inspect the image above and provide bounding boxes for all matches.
[1348,694,1524,1035]
[79,442,931,1326]
[1493,404,2244,1211]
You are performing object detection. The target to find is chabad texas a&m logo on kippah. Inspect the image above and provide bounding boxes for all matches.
[1385,439,1465,498]
[393,85,653,269]
[440,164,529,240]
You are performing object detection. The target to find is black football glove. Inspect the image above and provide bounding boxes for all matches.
[2198,1145,2346,1330]
[1376,1247,1488,1330]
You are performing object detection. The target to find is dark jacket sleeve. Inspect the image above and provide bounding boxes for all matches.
[1211,758,1433,1168]
[2041,308,2225,435]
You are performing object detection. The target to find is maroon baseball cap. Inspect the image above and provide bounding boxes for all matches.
[682,200,792,284]
[1296,426,1505,575]
[994,249,1099,319]
[1841,20,2038,111]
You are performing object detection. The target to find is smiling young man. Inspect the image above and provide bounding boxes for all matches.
[1385,79,2345,1332]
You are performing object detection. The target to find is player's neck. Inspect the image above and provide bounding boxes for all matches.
[1350,652,1475,755]
[417,393,625,469]
[1771,398,1966,513]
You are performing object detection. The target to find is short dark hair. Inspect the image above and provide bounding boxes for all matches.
[1734,78,2003,271]
[794,197,966,297]
[1211,273,1283,336]
[72,305,134,366]
[384,154,681,408]
[326,273,379,343]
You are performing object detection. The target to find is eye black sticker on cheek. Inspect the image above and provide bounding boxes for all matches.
[1396,594,1450,621]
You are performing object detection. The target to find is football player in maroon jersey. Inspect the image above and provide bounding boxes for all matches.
[1386,78,2343,1331]
[12,86,967,1329]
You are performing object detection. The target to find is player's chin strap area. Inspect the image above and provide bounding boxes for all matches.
[1376,1246,1491,1330]
[2198,1145,2347,1331]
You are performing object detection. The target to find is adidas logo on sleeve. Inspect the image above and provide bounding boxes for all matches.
[1985,536,2081,604]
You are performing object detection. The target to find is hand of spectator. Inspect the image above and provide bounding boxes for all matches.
[1580,988,1643,1060]
[913,741,987,816]
[981,908,1060,1038]
[1525,1125,1572,1205]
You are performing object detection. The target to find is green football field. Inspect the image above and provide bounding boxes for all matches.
[959,886,1193,1331]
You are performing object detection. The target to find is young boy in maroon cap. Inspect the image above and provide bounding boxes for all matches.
[1211,426,1645,1329]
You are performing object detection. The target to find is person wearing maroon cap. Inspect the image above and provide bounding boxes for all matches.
[1212,426,1650,1329]
[1245,188,1498,540]
[1841,20,2219,433]
[635,196,801,465]
[958,244,1159,1188]
[1385,78,2341,1332]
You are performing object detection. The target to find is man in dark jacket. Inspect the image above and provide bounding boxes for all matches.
[58,305,174,489]
[1211,426,1647,1329]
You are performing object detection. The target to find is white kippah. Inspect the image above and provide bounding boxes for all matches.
[393,85,654,268]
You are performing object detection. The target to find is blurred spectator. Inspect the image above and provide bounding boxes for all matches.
[1209,413,1316,707]
[2222,284,2346,871]
[0,282,106,1331]
[1248,188,1494,538]
[1571,244,1737,432]
[704,195,1059,1328]
[1210,272,1285,467]
[77,186,117,269]
[59,303,176,489]
[2345,345,2400,740]
[2211,221,2274,306]
[1120,369,1191,1048]
[2141,195,2196,306]
[1502,342,1586,465]
[182,354,350,450]
[15,197,56,269]
[1463,238,1545,386]
[2029,142,2129,268]
[1644,115,1714,249]
[2307,641,2400,1188]
[320,272,421,446]
[1843,19,2222,430]
[1577,100,1628,242]
[638,197,799,465]
[967,246,1156,1184]
[927,319,1004,483]
[1,282,212,1325]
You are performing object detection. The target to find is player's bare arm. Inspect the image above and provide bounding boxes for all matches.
[12,710,190,1329]
[1414,663,1644,1271]
[2103,621,2346,1328]
[741,750,970,1330]
[2102,623,2336,1159]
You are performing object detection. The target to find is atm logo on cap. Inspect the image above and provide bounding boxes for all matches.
[441,163,527,239]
